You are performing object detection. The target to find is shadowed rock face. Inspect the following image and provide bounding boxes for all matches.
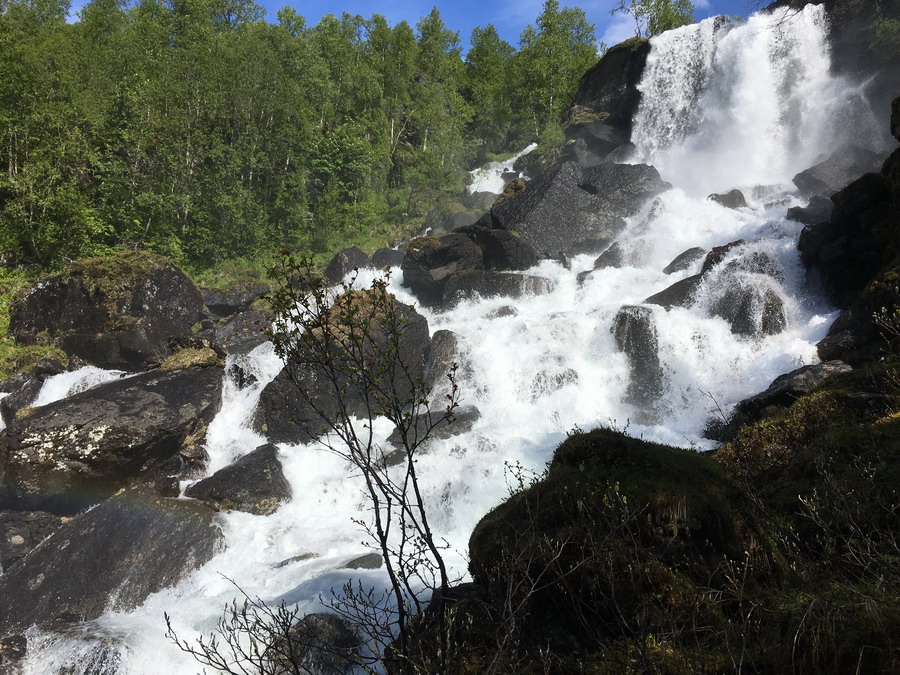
[0,366,223,514]
[0,488,222,636]
[611,305,663,415]
[9,252,204,370]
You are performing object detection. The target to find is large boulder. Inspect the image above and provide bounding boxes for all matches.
[212,310,270,355]
[0,509,63,572]
[0,359,66,427]
[792,144,884,196]
[424,329,460,393]
[255,292,431,444]
[371,247,406,269]
[186,443,290,515]
[892,95,900,142]
[662,247,705,275]
[488,162,668,258]
[442,271,554,306]
[9,252,204,370]
[610,305,664,412]
[710,279,787,338]
[786,195,833,225]
[708,189,748,209]
[324,247,370,283]
[0,488,222,636]
[201,281,269,318]
[644,274,702,309]
[0,366,223,514]
[401,234,484,306]
[452,225,539,271]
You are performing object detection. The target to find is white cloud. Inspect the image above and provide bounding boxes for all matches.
[600,13,639,46]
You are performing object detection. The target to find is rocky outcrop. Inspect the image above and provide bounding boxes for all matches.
[0,509,63,571]
[593,242,625,270]
[9,251,204,370]
[711,281,786,338]
[487,161,669,258]
[611,306,663,413]
[185,443,290,515]
[792,144,884,197]
[211,310,270,355]
[708,189,747,209]
[0,366,223,514]
[255,292,431,444]
[452,225,539,271]
[644,274,702,309]
[325,247,370,283]
[401,234,485,306]
[201,281,269,318]
[442,271,554,306]
[371,248,406,269]
[0,488,222,636]
[662,247,705,274]
[786,195,832,225]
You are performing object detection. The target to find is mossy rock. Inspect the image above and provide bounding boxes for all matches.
[159,347,221,371]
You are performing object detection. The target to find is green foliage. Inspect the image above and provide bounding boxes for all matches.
[611,0,695,39]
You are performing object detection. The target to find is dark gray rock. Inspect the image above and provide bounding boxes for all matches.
[0,489,222,635]
[255,295,431,445]
[611,306,663,412]
[385,404,480,452]
[892,95,899,142]
[711,282,786,337]
[701,240,747,275]
[201,281,269,318]
[0,367,223,514]
[0,509,63,572]
[371,248,406,269]
[593,242,625,270]
[214,310,269,355]
[424,329,459,392]
[442,271,554,306]
[786,195,833,225]
[530,368,579,401]
[663,247,705,274]
[708,189,747,209]
[344,552,382,570]
[644,274,702,309]
[9,252,204,370]
[271,613,360,675]
[792,144,883,196]
[185,443,291,515]
[325,247,370,283]
[401,234,484,306]
[453,225,539,271]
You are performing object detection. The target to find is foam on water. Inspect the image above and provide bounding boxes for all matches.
[31,367,129,408]
[466,142,537,195]
[17,6,877,673]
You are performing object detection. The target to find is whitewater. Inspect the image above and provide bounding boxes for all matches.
[17,5,887,672]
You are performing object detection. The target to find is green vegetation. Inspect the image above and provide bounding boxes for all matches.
[611,0,695,38]
[0,269,66,379]
[0,0,603,272]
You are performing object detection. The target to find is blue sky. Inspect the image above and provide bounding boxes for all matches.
[70,0,755,49]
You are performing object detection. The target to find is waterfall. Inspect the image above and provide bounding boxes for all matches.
[466,143,537,195]
[17,6,877,673]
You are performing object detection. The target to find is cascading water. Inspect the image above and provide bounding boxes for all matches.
[466,143,537,195]
[17,6,882,673]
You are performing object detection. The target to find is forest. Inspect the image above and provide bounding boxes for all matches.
[0,0,615,271]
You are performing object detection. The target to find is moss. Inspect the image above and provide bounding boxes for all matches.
[159,347,221,371]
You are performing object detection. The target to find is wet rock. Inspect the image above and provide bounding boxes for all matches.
[385,404,481,453]
[344,552,382,570]
[530,368,579,401]
[185,443,291,515]
[9,251,204,370]
[708,189,748,209]
[892,96,900,142]
[0,634,26,671]
[0,509,63,571]
[255,294,430,445]
[792,144,883,196]
[401,234,484,306]
[201,281,269,318]
[371,247,406,269]
[213,310,270,355]
[718,361,853,440]
[271,613,361,675]
[453,225,539,271]
[485,306,518,319]
[701,240,746,274]
[442,271,554,306]
[0,362,63,427]
[424,329,459,392]
[722,251,784,281]
[611,306,664,410]
[663,247,705,274]
[786,195,833,225]
[0,367,223,514]
[644,274,702,309]
[593,242,625,270]
[160,346,221,371]
[711,280,786,337]
[580,163,671,216]
[0,489,222,635]
[324,247,369,283]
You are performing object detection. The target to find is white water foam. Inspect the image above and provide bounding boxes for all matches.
[31,367,128,408]
[19,6,874,673]
[467,142,537,195]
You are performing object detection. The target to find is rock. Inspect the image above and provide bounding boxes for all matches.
[9,251,204,370]
[0,489,222,636]
[185,443,291,515]
[255,293,430,445]
[442,271,554,306]
[160,346,221,371]
[493,177,527,207]
[0,634,26,671]
[722,251,784,281]
[593,242,625,270]
[786,195,833,225]
[792,144,883,196]
[644,274,702,309]
[708,189,747,209]
[701,240,746,274]
[324,247,370,283]
[0,509,63,571]
[718,361,853,439]
[344,552,382,570]
[0,376,45,428]
[798,172,894,308]
[385,404,481,453]
[271,613,360,675]
[0,367,223,514]
[201,281,269,318]
[711,281,786,337]
[892,95,900,142]
[571,38,652,144]
[371,247,406,269]
[663,247,705,274]
[530,368,578,401]
[489,162,667,257]
[452,225,539,271]
[213,310,270,355]
[611,306,664,411]
[424,329,459,392]
[486,305,517,319]
[401,234,484,306]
